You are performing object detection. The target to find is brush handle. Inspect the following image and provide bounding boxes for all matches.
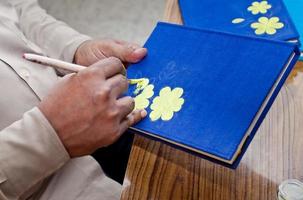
[23,53,86,72]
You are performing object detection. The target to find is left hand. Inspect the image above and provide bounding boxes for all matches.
[74,39,147,66]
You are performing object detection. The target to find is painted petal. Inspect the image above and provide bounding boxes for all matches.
[159,87,171,97]
[259,17,269,24]
[260,1,268,5]
[252,9,259,15]
[171,104,181,112]
[149,110,161,121]
[173,97,184,104]
[134,96,149,109]
[140,78,149,87]
[247,6,253,11]
[152,96,161,104]
[173,98,185,111]
[255,26,266,35]
[161,110,174,121]
[177,98,185,106]
[144,90,154,99]
[129,78,145,85]
[131,78,150,95]
[142,98,150,108]
[145,84,154,90]
[260,8,267,14]
[131,78,148,90]
[272,22,284,29]
[172,87,184,98]
[141,85,154,98]
[133,88,140,95]
[269,17,279,23]
[251,22,260,28]
[266,27,277,35]
[232,18,245,24]
[252,2,259,6]
[150,97,160,110]
[265,4,272,9]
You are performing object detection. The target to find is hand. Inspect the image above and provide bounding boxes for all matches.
[39,57,147,157]
[74,39,147,66]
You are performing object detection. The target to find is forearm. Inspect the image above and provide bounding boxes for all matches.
[9,0,91,62]
[0,107,69,199]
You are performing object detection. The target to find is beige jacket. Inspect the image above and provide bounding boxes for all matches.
[0,0,120,199]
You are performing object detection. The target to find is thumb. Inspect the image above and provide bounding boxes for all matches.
[99,40,147,63]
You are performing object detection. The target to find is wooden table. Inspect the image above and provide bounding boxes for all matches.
[121,0,303,199]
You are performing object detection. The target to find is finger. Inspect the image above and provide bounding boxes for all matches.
[106,74,128,98]
[119,109,147,134]
[90,57,124,79]
[99,40,147,63]
[116,96,135,119]
[112,39,130,46]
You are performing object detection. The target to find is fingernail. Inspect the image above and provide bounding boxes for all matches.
[140,109,147,118]
[133,48,147,56]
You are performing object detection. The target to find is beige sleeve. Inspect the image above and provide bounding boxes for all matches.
[9,0,91,63]
[0,107,70,199]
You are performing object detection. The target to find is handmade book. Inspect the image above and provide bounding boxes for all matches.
[178,0,299,42]
[126,22,300,167]
[283,0,303,60]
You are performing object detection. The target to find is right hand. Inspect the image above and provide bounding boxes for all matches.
[38,57,147,157]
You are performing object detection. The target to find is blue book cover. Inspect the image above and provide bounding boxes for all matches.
[127,22,300,167]
[179,0,299,42]
[283,0,303,60]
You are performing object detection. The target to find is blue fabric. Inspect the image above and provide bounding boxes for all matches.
[283,0,303,60]
[127,22,299,165]
[179,0,299,41]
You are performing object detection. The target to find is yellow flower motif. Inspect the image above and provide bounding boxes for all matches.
[149,87,185,121]
[129,78,149,95]
[247,1,272,15]
[251,17,284,35]
[232,18,245,24]
[134,84,154,110]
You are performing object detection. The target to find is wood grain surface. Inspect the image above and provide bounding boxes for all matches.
[121,0,303,199]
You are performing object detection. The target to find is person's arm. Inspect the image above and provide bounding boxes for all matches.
[0,107,70,200]
[9,0,148,67]
[9,0,148,70]
[0,58,146,199]
[9,0,91,63]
